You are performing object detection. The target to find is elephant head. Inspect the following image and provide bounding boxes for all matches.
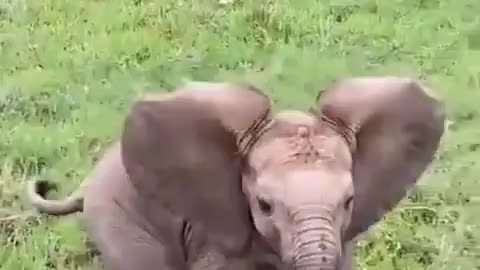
[240,76,446,270]
[120,77,446,270]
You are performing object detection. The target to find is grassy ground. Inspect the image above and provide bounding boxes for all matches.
[0,0,479,269]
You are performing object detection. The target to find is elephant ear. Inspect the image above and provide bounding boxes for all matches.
[141,81,272,134]
[314,76,446,241]
[120,82,272,253]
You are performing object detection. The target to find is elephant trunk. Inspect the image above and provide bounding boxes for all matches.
[292,205,339,270]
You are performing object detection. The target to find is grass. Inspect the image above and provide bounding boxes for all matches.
[0,0,479,269]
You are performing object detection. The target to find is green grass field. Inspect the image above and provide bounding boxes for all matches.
[1,0,479,269]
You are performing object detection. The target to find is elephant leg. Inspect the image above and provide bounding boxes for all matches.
[97,228,182,270]
[339,240,354,270]
[82,201,186,270]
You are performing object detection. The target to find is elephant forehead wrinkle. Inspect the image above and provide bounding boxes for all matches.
[318,110,358,154]
[252,138,346,173]
[255,112,318,142]
[283,135,340,166]
[249,118,353,172]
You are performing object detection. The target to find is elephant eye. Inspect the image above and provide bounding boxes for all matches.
[344,196,353,210]
[257,197,273,215]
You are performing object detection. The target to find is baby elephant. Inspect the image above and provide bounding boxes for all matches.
[29,76,446,270]
[28,82,284,270]
[120,76,446,270]
[237,76,446,270]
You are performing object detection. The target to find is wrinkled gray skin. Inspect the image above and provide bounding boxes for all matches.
[28,77,446,270]
[27,82,284,270]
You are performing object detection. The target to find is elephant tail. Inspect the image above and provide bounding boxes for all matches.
[27,179,84,216]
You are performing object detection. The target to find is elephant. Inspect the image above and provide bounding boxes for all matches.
[235,76,445,270]
[27,82,283,270]
[28,76,446,270]
[120,76,445,270]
